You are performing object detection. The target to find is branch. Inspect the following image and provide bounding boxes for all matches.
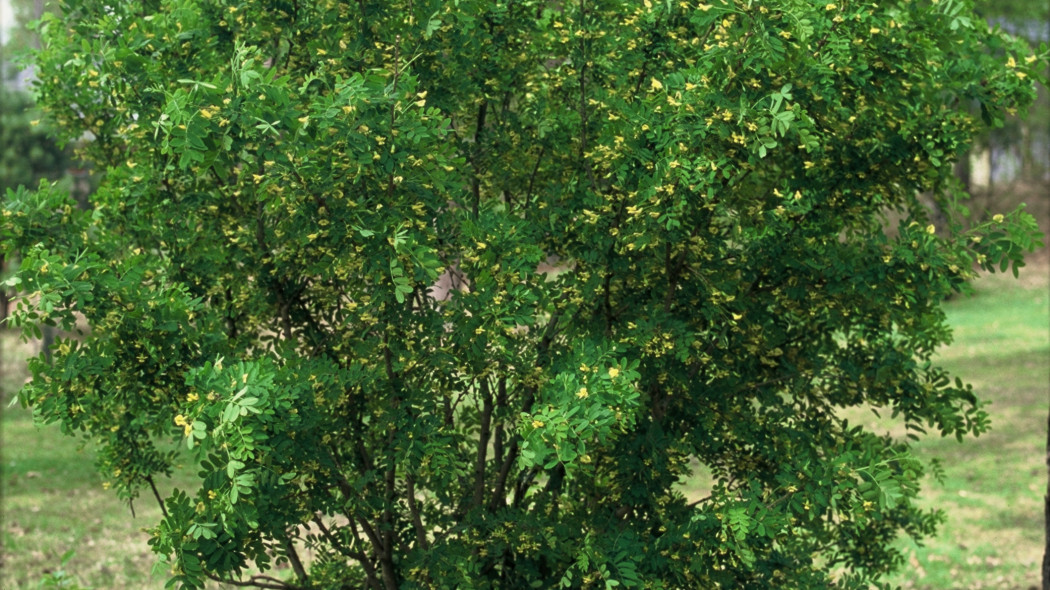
[205,572,304,590]
[471,100,489,219]
[576,0,599,190]
[472,377,494,509]
[492,311,563,509]
[663,242,676,314]
[513,466,541,508]
[379,410,400,589]
[357,514,398,590]
[492,377,507,468]
[523,145,546,216]
[406,475,430,551]
[311,515,368,561]
[280,537,308,585]
[347,517,383,590]
[145,474,168,519]
[388,35,401,200]
[490,437,518,511]
[686,495,712,509]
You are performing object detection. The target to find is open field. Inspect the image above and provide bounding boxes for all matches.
[883,265,1049,590]
[2,261,1048,588]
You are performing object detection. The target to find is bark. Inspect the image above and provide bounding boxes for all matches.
[1042,403,1050,590]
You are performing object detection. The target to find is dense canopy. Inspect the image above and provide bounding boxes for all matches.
[2,1,1046,588]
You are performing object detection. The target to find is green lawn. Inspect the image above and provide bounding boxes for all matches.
[883,269,1049,590]
[1,333,222,589]
[2,266,1047,589]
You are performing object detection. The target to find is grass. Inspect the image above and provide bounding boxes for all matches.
[0,331,236,589]
[881,267,1049,590]
[1,265,1047,589]
[1,332,182,589]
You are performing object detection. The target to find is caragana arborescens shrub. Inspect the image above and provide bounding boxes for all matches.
[3,1,1046,588]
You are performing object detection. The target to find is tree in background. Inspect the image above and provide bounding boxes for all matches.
[2,1,1046,589]
[0,87,70,320]
[962,0,1049,198]
[0,90,68,192]
[1,0,73,322]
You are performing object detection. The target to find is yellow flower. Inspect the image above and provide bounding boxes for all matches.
[174,415,193,436]
[825,3,836,9]
[532,420,545,428]
[650,78,663,92]
[993,214,1004,223]
[576,387,589,399]
[608,367,620,379]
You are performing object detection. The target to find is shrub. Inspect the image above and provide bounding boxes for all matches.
[3,1,1045,588]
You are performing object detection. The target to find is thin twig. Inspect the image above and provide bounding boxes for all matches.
[204,571,304,590]
[145,474,168,519]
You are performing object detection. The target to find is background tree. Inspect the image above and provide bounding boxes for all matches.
[2,0,81,323]
[0,87,70,321]
[2,1,1046,589]
[962,0,1048,201]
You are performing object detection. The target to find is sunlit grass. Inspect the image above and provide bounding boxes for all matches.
[0,333,230,589]
[884,268,1049,590]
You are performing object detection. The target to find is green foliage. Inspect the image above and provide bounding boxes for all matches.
[35,549,91,590]
[0,89,69,194]
[2,1,1046,589]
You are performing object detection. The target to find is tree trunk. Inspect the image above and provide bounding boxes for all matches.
[0,253,8,323]
[1043,403,1049,590]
